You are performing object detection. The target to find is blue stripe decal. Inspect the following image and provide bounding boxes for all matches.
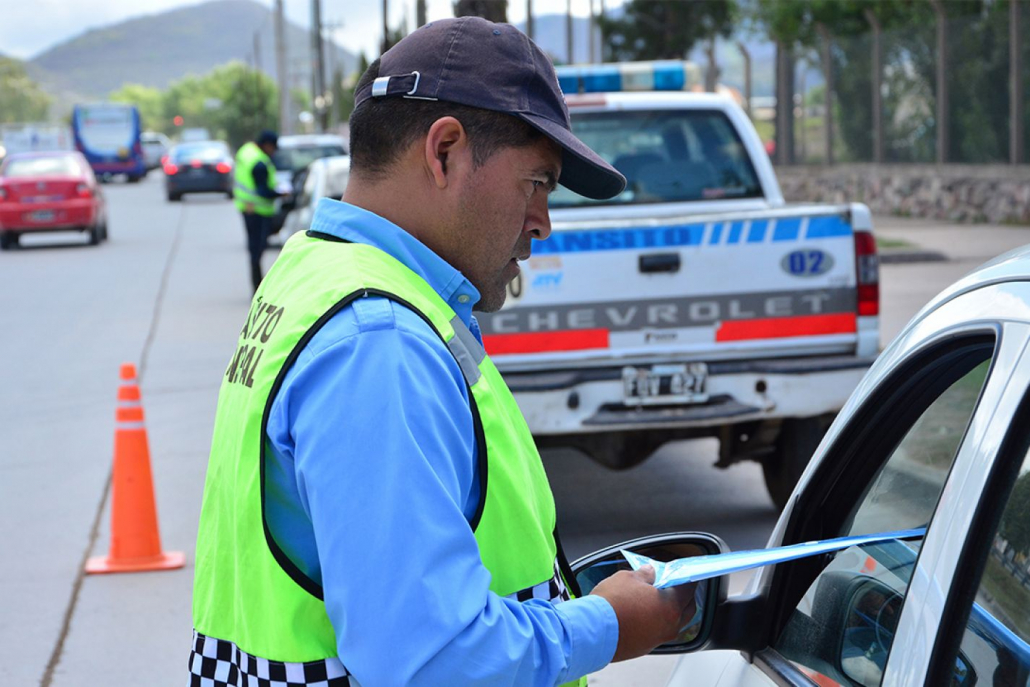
[535,224,706,254]
[773,218,802,242]
[807,216,852,239]
[536,216,851,254]
[747,220,768,243]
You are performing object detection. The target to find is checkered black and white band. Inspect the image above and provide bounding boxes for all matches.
[189,631,351,687]
[508,558,572,604]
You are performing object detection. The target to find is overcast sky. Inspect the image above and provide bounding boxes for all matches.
[2,0,622,62]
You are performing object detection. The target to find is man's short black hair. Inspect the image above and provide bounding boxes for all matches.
[349,58,544,179]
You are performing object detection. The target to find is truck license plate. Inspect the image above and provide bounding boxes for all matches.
[622,363,708,406]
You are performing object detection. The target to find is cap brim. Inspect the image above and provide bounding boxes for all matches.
[517,112,626,201]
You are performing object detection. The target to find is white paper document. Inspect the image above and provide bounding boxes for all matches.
[622,527,926,589]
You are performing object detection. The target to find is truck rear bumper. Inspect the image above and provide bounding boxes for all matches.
[502,354,874,434]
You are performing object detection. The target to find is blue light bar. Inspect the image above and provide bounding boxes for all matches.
[652,62,687,91]
[581,66,621,93]
[555,61,693,95]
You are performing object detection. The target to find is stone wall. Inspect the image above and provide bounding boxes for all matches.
[775,164,1030,225]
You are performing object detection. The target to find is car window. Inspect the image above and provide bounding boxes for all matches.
[773,352,993,687]
[173,144,229,162]
[952,448,1030,685]
[549,109,762,208]
[272,145,346,172]
[3,155,82,177]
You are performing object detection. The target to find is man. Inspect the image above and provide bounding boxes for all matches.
[233,129,281,291]
[191,17,695,687]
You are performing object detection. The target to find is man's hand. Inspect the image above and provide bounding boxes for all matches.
[245,203,256,213]
[589,565,698,662]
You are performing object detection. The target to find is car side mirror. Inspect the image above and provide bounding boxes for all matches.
[571,532,729,653]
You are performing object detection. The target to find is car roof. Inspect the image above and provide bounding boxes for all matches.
[277,134,346,148]
[905,243,1030,330]
[3,150,82,160]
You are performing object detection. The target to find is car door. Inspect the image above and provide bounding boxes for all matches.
[667,282,1030,687]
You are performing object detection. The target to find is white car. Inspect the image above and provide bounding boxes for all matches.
[140,131,171,170]
[278,155,350,239]
[270,134,347,234]
[573,245,1030,686]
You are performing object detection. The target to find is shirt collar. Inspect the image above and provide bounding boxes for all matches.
[309,198,481,324]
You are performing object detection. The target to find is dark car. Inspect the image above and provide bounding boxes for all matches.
[164,141,233,201]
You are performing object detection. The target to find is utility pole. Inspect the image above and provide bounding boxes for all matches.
[312,0,327,132]
[588,0,595,63]
[737,41,751,116]
[382,0,390,54]
[526,0,534,41]
[931,0,948,164]
[1011,0,1025,164]
[865,8,883,163]
[816,23,833,165]
[275,0,289,134]
[416,0,427,28]
[566,0,574,64]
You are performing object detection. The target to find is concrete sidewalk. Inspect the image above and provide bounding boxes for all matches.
[15,210,1030,687]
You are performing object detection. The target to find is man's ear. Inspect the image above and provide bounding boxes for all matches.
[424,116,470,189]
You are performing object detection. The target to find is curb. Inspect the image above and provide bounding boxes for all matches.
[879,250,949,265]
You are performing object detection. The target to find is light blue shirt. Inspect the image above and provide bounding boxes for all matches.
[265,198,618,686]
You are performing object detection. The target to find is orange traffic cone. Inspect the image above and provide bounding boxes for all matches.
[86,363,186,574]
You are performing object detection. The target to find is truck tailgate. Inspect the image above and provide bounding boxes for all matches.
[478,206,862,371]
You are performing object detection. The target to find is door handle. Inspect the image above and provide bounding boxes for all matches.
[639,253,681,274]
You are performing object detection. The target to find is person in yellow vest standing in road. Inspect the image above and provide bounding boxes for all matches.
[191,18,697,687]
[233,130,281,291]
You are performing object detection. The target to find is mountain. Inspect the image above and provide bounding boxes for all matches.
[27,0,355,100]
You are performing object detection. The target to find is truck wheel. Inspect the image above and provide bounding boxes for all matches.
[0,232,15,250]
[167,192,181,202]
[762,416,832,510]
[89,224,101,246]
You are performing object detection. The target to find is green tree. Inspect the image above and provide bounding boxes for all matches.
[599,0,735,61]
[158,62,277,149]
[211,62,278,150]
[454,0,507,23]
[109,83,164,132]
[0,57,51,123]
[752,0,1020,164]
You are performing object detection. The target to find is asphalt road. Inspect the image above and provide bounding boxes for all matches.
[2,174,1029,686]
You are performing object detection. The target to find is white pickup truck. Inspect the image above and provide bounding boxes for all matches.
[476,66,879,508]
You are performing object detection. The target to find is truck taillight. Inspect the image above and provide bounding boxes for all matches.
[164,162,179,175]
[76,183,92,198]
[216,162,231,174]
[854,230,879,317]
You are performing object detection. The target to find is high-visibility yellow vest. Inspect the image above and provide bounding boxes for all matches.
[192,230,585,684]
[233,141,277,216]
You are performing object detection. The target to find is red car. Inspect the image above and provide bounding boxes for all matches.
[0,151,108,250]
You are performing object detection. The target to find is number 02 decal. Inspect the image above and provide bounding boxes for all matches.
[781,249,834,277]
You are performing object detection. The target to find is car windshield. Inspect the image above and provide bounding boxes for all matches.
[273,145,346,172]
[3,155,81,178]
[173,144,228,163]
[549,109,763,208]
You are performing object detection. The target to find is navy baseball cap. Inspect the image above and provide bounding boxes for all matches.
[354,17,626,200]
[257,130,279,147]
